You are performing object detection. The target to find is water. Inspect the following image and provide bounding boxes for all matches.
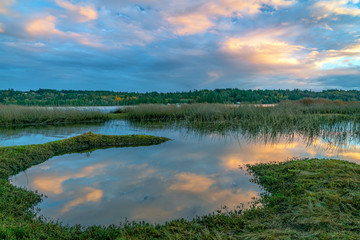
[48,106,123,113]
[7,120,360,226]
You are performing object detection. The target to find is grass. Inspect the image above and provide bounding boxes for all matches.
[120,99,360,122]
[1,132,359,239]
[0,105,109,127]
[244,158,360,239]
[118,100,360,146]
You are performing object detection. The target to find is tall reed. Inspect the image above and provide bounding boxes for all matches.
[0,105,108,126]
[122,100,360,122]
[120,100,360,142]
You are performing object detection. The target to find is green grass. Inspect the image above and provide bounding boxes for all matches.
[1,133,359,239]
[244,158,360,239]
[0,105,109,127]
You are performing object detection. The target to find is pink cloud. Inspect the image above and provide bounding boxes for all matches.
[167,13,214,35]
[166,0,296,35]
[221,28,306,66]
[26,15,103,47]
[55,0,98,22]
[26,15,63,36]
[61,187,103,213]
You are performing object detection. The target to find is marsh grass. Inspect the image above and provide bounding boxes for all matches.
[243,158,360,239]
[121,99,360,123]
[120,100,360,147]
[0,105,108,126]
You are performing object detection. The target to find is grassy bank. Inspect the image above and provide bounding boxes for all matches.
[0,105,109,127]
[1,132,359,239]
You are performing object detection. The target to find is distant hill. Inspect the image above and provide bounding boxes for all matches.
[1,88,360,106]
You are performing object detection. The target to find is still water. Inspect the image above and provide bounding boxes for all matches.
[7,120,360,226]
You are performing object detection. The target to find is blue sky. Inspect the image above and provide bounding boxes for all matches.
[1,0,360,91]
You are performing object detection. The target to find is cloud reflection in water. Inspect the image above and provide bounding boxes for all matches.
[8,120,360,226]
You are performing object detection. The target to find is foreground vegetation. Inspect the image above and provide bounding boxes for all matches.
[0,133,359,239]
[2,88,360,106]
[0,105,108,127]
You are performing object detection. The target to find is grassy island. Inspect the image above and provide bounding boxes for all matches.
[0,132,359,239]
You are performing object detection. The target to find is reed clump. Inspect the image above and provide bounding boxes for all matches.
[281,98,360,114]
[122,99,360,122]
[0,105,108,126]
[120,100,360,135]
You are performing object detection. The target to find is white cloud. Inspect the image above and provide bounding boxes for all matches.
[313,0,360,19]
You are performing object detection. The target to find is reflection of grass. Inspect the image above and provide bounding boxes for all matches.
[1,133,359,238]
[0,105,109,127]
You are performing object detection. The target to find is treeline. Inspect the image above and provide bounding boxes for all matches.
[1,88,360,106]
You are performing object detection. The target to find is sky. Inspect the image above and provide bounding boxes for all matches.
[0,0,360,92]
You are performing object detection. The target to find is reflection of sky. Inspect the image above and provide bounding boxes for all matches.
[8,120,360,226]
[11,140,260,226]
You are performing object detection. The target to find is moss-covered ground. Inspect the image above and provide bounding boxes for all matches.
[0,133,359,239]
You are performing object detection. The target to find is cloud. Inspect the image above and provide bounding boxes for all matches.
[0,0,15,14]
[26,15,103,47]
[169,173,215,193]
[2,0,360,91]
[314,41,360,69]
[222,37,303,65]
[55,0,98,22]
[32,163,107,195]
[165,0,297,35]
[218,27,318,80]
[61,187,103,213]
[26,15,63,36]
[313,0,360,19]
[166,13,214,35]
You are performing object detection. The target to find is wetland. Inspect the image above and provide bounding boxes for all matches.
[1,101,360,239]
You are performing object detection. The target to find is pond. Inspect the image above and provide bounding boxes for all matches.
[7,120,360,226]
